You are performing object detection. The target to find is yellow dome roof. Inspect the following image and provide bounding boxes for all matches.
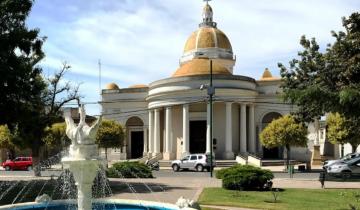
[105,83,119,90]
[172,58,231,77]
[184,27,232,53]
[128,84,148,88]
[259,68,280,81]
[172,1,235,78]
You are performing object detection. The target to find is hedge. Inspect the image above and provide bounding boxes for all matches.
[106,161,153,178]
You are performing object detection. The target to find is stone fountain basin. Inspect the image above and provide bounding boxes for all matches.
[0,199,196,210]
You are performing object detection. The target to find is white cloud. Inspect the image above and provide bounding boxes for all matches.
[28,0,359,115]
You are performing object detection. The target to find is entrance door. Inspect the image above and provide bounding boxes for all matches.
[131,131,144,159]
[190,121,206,154]
[263,147,282,159]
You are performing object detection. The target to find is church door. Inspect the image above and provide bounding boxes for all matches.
[131,131,144,159]
[190,121,206,154]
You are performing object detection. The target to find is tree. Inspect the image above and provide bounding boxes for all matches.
[0,0,46,127]
[325,13,360,118]
[0,125,15,160]
[1,0,80,176]
[327,113,360,155]
[260,115,308,167]
[279,12,360,153]
[26,63,80,176]
[279,36,329,123]
[96,120,125,160]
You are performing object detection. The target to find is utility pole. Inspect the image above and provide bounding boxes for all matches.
[98,59,102,114]
[98,59,102,95]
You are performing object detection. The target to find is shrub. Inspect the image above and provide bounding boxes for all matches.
[216,164,243,179]
[220,165,273,191]
[106,161,153,178]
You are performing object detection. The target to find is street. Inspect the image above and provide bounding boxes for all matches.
[0,168,321,180]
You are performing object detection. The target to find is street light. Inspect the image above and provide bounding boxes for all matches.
[200,59,215,177]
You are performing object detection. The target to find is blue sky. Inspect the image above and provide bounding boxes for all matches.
[27,0,360,115]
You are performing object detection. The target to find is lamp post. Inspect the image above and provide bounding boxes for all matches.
[200,59,215,177]
[208,60,215,177]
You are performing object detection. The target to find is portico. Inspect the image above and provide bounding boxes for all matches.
[145,100,259,160]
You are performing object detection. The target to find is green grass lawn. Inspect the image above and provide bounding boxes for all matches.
[198,188,360,210]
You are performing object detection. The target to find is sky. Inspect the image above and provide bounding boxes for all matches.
[27,0,360,115]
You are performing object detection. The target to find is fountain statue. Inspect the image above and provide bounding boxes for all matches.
[62,104,104,210]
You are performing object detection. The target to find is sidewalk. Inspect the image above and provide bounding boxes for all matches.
[107,176,360,205]
[160,164,325,172]
[200,205,256,210]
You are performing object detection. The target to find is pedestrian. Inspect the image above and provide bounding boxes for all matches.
[319,171,326,188]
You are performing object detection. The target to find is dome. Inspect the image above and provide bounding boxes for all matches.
[173,1,235,77]
[183,27,232,53]
[259,68,280,81]
[128,84,148,88]
[172,58,231,77]
[105,83,120,90]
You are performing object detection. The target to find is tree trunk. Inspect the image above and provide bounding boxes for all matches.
[351,144,358,153]
[105,147,109,168]
[286,145,291,169]
[9,148,15,160]
[32,141,42,177]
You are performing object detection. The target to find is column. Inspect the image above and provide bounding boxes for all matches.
[206,103,211,154]
[143,127,148,156]
[249,104,256,154]
[240,103,247,153]
[153,108,160,155]
[148,110,154,156]
[164,107,173,160]
[182,104,189,156]
[225,102,234,159]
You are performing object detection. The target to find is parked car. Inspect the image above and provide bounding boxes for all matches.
[323,153,360,169]
[327,156,360,178]
[1,157,33,171]
[171,154,216,172]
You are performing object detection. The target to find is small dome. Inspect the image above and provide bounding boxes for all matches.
[172,58,231,77]
[259,68,280,81]
[262,68,273,78]
[105,83,119,90]
[129,84,148,88]
[183,27,232,53]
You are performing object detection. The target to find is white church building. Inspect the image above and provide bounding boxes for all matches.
[100,2,347,163]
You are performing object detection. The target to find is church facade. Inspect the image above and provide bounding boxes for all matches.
[101,2,344,162]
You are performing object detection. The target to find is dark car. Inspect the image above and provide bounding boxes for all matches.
[1,157,33,171]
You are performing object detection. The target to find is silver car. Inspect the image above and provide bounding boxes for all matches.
[323,153,360,169]
[327,156,360,178]
[171,154,216,172]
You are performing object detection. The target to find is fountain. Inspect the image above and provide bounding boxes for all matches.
[61,104,104,210]
[0,105,196,210]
